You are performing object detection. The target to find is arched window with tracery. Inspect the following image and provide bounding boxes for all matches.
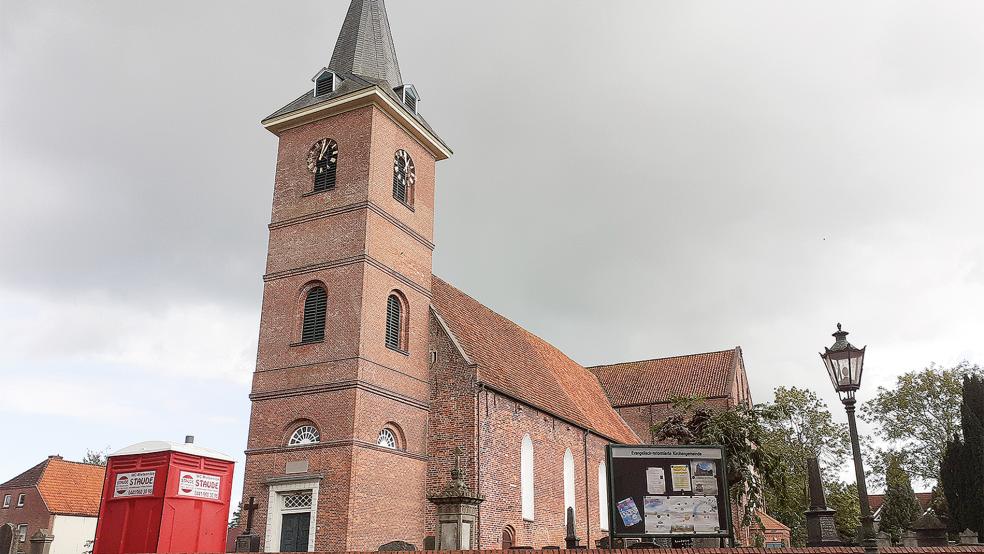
[288,425,320,446]
[301,286,327,343]
[385,292,408,352]
[521,434,534,521]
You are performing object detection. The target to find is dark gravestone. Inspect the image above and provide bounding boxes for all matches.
[911,512,948,547]
[378,540,415,551]
[804,457,840,546]
[235,496,261,552]
[564,506,582,549]
[0,524,15,554]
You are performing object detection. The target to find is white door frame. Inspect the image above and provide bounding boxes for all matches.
[264,479,320,553]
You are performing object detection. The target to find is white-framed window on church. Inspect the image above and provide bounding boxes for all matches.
[563,449,575,522]
[521,434,534,521]
[281,492,313,512]
[2,494,9,508]
[377,428,397,449]
[288,425,320,446]
[598,461,609,531]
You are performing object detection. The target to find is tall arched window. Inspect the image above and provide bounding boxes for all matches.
[301,286,327,343]
[598,461,609,530]
[521,434,534,521]
[563,448,575,522]
[392,149,415,206]
[385,292,408,352]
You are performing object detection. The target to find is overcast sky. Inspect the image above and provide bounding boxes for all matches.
[2,1,982,494]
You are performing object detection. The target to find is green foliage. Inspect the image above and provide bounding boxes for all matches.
[760,387,851,546]
[652,398,782,527]
[827,481,861,544]
[861,361,982,485]
[82,447,110,466]
[942,375,984,538]
[229,501,242,529]
[880,455,921,542]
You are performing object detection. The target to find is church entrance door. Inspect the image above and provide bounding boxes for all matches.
[279,513,310,552]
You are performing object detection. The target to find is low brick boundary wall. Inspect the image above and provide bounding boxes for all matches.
[242,544,984,554]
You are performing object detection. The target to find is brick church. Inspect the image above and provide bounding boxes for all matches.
[239,1,771,551]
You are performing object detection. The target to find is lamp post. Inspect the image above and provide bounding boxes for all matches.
[819,323,877,553]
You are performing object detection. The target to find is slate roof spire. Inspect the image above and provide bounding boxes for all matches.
[328,0,403,88]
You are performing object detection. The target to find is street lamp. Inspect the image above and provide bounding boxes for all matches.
[820,323,877,552]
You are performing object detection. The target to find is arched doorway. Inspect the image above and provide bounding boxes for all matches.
[501,525,515,549]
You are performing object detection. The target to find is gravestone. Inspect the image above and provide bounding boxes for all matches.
[911,512,947,547]
[427,447,484,551]
[901,530,919,547]
[0,524,15,554]
[804,458,840,546]
[234,496,261,552]
[28,530,53,554]
[960,529,981,545]
[564,506,582,549]
[378,540,415,551]
[875,531,893,547]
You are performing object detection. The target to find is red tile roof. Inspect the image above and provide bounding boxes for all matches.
[589,349,740,407]
[431,276,639,444]
[752,510,792,531]
[1,456,105,517]
[37,458,105,516]
[869,492,933,512]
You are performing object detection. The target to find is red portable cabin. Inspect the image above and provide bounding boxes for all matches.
[93,438,235,554]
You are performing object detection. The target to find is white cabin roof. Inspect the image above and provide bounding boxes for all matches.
[111,440,236,462]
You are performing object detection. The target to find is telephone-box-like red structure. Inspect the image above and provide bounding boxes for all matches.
[93,439,235,554]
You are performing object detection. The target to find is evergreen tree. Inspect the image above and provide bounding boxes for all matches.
[940,375,984,540]
[880,455,921,543]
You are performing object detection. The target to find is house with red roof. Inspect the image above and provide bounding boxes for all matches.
[0,456,105,554]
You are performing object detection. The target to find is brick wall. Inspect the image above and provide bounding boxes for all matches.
[0,486,51,552]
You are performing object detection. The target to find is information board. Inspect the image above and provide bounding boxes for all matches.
[606,444,732,539]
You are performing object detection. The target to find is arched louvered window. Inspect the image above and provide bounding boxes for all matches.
[563,448,576,522]
[598,461,609,530]
[300,286,327,343]
[521,434,534,521]
[307,138,338,192]
[385,292,407,352]
[393,150,415,206]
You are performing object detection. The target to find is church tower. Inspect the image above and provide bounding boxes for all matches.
[242,1,451,551]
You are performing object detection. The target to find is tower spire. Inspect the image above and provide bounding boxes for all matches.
[328,0,403,88]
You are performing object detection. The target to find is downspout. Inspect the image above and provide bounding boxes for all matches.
[583,429,591,547]
[476,381,485,547]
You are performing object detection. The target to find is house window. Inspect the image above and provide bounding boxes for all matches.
[376,428,397,449]
[392,150,415,206]
[563,449,575,522]
[598,461,609,530]
[300,286,327,343]
[521,434,534,521]
[16,494,25,507]
[2,494,9,508]
[288,425,320,446]
[17,524,27,542]
[385,292,408,352]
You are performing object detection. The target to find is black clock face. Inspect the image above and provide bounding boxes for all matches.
[307,138,338,174]
[394,149,415,187]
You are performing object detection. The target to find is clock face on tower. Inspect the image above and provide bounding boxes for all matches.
[306,138,338,173]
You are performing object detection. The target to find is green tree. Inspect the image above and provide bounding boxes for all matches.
[652,398,782,529]
[861,361,982,485]
[827,481,861,544]
[229,501,242,529]
[942,375,984,539]
[760,387,851,545]
[82,447,110,466]
[880,455,921,543]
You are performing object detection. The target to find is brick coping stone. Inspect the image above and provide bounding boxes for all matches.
[223,544,984,554]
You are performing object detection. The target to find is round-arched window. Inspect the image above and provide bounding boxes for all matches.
[288,425,320,446]
[377,428,397,449]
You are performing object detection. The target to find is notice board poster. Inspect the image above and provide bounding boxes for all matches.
[606,444,731,539]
